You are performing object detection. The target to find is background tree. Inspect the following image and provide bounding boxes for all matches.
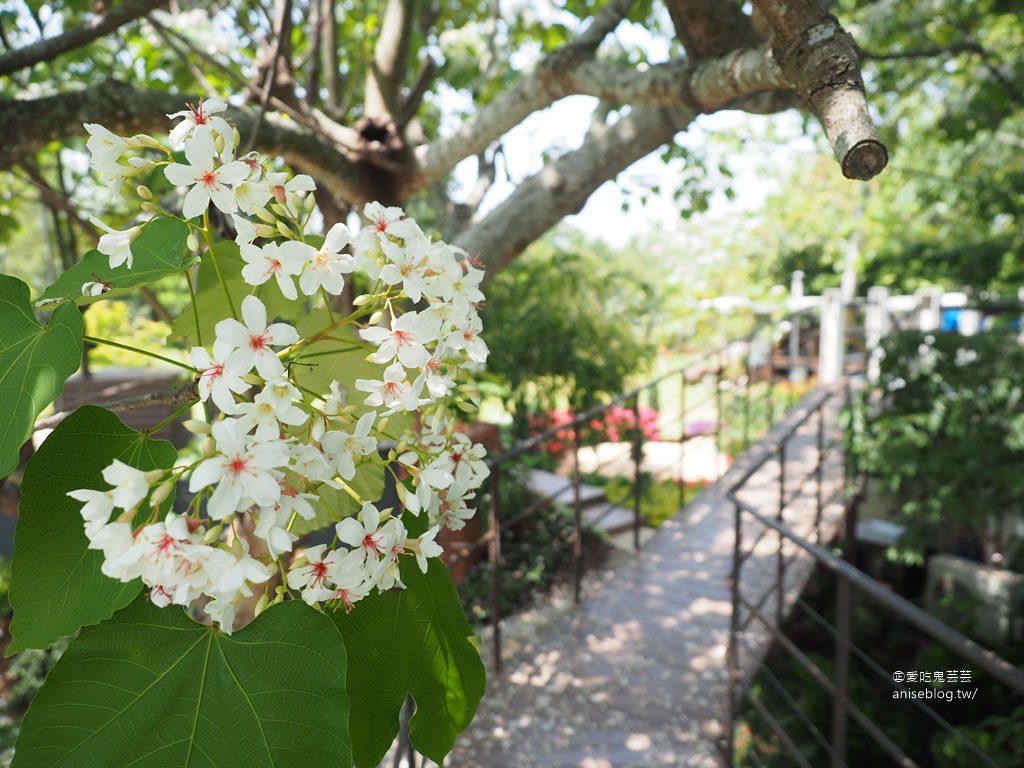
[748,0,1024,296]
[484,231,657,424]
[0,0,886,290]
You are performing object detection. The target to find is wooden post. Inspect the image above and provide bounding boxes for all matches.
[865,286,889,384]
[789,270,806,383]
[818,288,845,384]
[915,288,942,332]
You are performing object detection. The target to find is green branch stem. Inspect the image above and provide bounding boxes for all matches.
[144,397,200,437]
[201,212,239,321]
[83,335,193,371]
[185,267,203,348]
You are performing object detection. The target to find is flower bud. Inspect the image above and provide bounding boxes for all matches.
[276,220,294,239]
[254,206,276,224]
[201,436,216,455]
[204,524,223,544]
[253,590,269,617]
[136,185,154,201]
[254,223,277,238]
[149,480,175,507]
[304,192,316,213]
[116,509,137,525]
[352,294,372,306]
[127,156,156,171]
[130,134,163,149]
[368,310,384,326]
[183,419,211,435]
[144,468,166,485]
[186,233,200,252]
[140,201,155,212]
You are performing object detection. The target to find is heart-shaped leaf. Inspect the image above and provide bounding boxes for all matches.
[13,597,351,768]
[0,275,83,477]
[332,558,485,767]
[8,406,177,653]
[37,217,194,305]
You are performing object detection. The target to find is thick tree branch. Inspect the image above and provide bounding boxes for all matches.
[365,0,416,121]
[413,0,635,187]
[320,0,343,114]
[454,105,693,279]
[558,44,790,110]
[662,0,762,60]
[0,0,167,77]
[414,43,793,190]
[751,0,888,180]
[0,81,367,202]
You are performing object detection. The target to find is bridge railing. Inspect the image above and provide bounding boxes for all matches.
[724,383,1024,767]
[469,309,819,672]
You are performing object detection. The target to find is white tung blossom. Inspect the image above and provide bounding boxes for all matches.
[68,98,495,628]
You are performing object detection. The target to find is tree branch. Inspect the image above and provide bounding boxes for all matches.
[414,42,794,190]
[0,0,168,77]
[320,0,343,115]
[413,0,636,189]
[454,105,693,279]
[33,381,198,432]
[859,41,985,62]
[751,0,888,181]
[661,0,762,60]
[365,0,417,121]
[0,80,368,201]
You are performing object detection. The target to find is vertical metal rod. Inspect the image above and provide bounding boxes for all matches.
[573,421,583,604]
[744,348,752,451]
[768,332,777,427]
[488,466,503,673]
[679,370,688,509]
[815,401,826,536]
[833,488,857,768]
[632,394,643,551]
[776,440,786,629]
[715,357,724,481]
[832,571,852,768]
[727,499,743,765]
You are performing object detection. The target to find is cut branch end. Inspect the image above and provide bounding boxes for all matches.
[841,138,888,181]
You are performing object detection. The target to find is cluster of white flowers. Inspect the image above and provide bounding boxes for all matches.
[70,98,490,632]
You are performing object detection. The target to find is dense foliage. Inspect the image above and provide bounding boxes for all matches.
[846,329,1024,564]
[752,0,1024,296]
[484,235,657,419]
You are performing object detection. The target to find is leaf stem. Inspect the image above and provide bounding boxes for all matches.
[185,267,203,348]
[83,335,193,371]
[201,212,238,320]
[144,397,199,437]
[319,287,335,323]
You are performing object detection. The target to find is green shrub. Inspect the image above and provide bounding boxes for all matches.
[845,330,1024,564]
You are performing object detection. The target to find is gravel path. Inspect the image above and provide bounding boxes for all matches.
[444,391,847,768]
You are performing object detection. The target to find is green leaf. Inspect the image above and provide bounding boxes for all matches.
[289,324,413,435]
[332,558,485,767]
[13,597,351,768]
[8,406,177,654]
[37,218,194,305]
[292,463,386,536]
[0,276,84,478]
[170,240,295,347]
